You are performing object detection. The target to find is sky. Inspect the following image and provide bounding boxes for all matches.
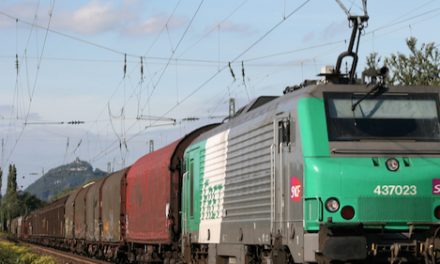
[0,0,439,192]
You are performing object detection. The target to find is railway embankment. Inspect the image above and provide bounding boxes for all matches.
[0,232,57,264]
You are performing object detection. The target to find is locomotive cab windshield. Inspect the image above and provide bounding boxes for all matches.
[324,92,440,141]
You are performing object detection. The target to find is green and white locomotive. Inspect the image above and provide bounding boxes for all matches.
[181,11,440,264]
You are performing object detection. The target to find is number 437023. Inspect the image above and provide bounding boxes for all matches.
[373,185,417,196]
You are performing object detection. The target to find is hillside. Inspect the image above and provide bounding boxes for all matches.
[25,158,107,201]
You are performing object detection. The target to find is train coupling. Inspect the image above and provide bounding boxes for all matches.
[421,230,440,264]
[369,235,440,264]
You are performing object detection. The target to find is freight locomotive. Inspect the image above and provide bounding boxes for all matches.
[9,12,440,264]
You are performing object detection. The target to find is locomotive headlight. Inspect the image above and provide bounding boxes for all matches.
[386,158,399,172]
[325,198,340,212]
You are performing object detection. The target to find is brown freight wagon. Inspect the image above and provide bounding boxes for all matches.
[85,178,105,242]
[65,187,81,250]
[74,184,92,239]
[101,168,129,242]
[80,169,129,260]
[21,214,33,240]
[100,168,130,260]
[72,182,95,253]
[26,196,68,247]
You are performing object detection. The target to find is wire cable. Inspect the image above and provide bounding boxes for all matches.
[6,0,56,164]
[143,0,206,105]
[90,0,312,163]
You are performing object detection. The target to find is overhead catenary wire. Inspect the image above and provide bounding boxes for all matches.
[5,0,56,164]
[366,6,440,35]
[67,0,192,158]
[144,0,440,139]
[2,1,41,170]
[142,0,206,109]
[177,0,249,58]
[5,0,439,170]
[144,0,183,56]
[90,0,312,163]
[0,0,436,65]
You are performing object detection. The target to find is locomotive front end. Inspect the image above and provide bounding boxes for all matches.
[299,85,440,263]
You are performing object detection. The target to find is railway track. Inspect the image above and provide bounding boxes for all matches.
[24,242,111,264]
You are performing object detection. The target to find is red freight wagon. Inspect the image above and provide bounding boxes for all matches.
[125,124,217,260]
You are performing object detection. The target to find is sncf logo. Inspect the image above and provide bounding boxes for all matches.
[433,179,440,195]
[290,176,302,202]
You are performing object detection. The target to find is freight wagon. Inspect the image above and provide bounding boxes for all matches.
[10,124,217,263]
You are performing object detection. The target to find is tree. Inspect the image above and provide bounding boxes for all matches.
[365,52,381,71]
[365,37,440,86]
[17,192,45,215]
[1,164,19,230]
[0,167,2,200]
[6,164,17,196]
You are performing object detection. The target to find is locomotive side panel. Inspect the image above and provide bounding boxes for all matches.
[184,98,301,246]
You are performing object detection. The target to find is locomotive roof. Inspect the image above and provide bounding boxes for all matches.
[189,84,318,145]
[187,80,440,146]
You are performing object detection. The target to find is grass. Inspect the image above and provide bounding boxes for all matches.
[0,233,57,264]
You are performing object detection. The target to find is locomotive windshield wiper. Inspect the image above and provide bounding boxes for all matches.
[352,66,389,112]
[351,83,387,111]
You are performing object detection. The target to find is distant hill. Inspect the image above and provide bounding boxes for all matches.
[25,158,107,201]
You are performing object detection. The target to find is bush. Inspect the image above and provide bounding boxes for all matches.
[0,239,57,264]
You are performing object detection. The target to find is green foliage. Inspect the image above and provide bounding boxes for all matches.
[17,192,46,214]
[0,238,57,264]
[6,164,17,197]
[365,37,440,86]
[0,165,45,230]
[365,52,381,70]
[1,164,19,230]
[0,168,2,200]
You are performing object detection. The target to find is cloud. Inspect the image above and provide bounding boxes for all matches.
[203,21,255,36]
[0,2,42,28]
[24,112,42,121]
[321,20,347,40]
[0,1,128,34]
[122,0,141,6]
[0,105,41,122]
[301,19,347,44]
[125,15,188,35]
[302,31,315,43]
[54,1,188,36]
[1,1,188,36]
[54,1,131,35]
[219,21,254,35]
[0,104,14,115]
